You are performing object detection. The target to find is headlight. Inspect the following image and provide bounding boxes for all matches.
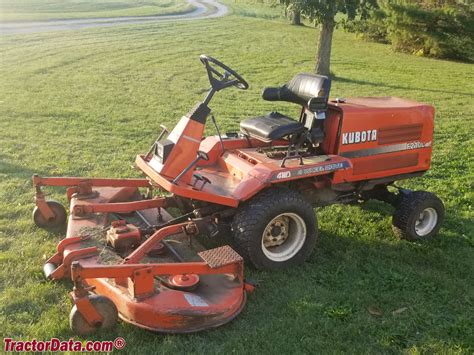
[156,139,174,163]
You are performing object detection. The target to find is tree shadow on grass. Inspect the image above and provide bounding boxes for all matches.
[332,75,473,97]
[0,155,46,181]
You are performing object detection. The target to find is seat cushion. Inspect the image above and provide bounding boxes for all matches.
[240,112,305,142]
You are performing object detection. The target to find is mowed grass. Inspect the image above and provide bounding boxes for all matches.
[0,2,473,353]
[0,0,192,22]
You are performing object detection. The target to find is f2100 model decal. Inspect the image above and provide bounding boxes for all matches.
[272,161,350,181]
[341,141,432,159]
[342,129,377,145]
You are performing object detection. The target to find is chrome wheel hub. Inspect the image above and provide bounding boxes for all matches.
[263,216,289,247]
[415,207,438,236]
[261,213,307,262]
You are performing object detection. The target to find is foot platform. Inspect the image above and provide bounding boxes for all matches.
[198,245,243,269]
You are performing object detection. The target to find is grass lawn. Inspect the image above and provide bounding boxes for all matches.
[0,0,193,22]
[0,1,473,353]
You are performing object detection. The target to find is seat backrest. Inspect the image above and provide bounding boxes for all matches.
[261,73,331,110]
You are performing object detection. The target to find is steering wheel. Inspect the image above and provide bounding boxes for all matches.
[200,55,249,91]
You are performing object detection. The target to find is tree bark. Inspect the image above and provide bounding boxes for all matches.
[315,17,335,77]
[291,9,301,25]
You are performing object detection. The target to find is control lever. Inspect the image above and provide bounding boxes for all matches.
[211,115,225,155]
[172,151,209,185]
[193,173,212,190]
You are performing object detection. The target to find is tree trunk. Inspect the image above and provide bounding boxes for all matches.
[315,18,335,77]
[291,9,301,25]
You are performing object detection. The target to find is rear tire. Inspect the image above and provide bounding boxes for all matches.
[231,187,317,270]
[392,191,444,241]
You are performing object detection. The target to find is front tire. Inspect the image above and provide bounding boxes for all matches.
[392,191,445,241]
[231,188,317,270]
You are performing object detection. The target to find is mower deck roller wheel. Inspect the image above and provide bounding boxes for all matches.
[43,263,57,279]
[32,200,67,228]
[392,191,445,241]
[232,187,317,270]
[167,274,200,291]
[69,295,118,336]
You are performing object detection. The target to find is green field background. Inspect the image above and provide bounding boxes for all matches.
[0,0,473,353]
[0,0,193,22]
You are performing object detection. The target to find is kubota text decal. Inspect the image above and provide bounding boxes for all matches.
[342,129,377,145]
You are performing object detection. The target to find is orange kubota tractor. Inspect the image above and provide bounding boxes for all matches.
[32,55,444,335]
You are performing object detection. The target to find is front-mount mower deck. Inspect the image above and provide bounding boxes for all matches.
[32,55,444,335]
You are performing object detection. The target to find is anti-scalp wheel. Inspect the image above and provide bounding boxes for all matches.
[69,295,118,336]
[32,200,67,228]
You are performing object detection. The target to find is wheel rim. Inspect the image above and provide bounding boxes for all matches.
[415,207,438,236]
[261,213,306,262]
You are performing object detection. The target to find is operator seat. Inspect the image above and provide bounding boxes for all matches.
[240,73,331,143]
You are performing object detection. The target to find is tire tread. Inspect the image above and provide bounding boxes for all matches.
[392,191,444,241]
